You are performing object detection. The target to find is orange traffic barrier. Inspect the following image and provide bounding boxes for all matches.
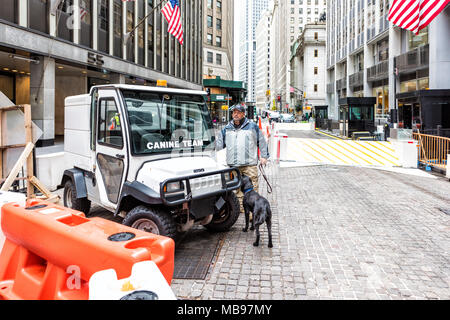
[413,132,450,170]
[258,116,262,130]
[0,200,174,300]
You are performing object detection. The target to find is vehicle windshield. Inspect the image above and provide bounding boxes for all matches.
[121,90,215,155]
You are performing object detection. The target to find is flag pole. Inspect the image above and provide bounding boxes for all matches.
[123,0,168,45]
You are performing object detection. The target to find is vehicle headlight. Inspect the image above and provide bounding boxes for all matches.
[224,171,234,182]
[164,181,184,193]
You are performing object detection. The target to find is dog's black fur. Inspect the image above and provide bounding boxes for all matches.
[241,175,273,248]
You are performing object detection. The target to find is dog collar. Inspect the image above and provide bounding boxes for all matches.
[244,187,254,194]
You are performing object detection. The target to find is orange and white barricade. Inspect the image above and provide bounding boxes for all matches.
[0,200,175,300]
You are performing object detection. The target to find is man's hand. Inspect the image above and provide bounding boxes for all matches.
[260,158,268,166]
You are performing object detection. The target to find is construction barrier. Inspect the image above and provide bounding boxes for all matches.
[413,132,450,171]
[0,200,175,300]
[274,133,288,163]
[0,192,26,250]
[89,261,177,300]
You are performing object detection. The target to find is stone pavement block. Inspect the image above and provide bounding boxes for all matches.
[171,164,450,300]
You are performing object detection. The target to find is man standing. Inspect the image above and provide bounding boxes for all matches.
[216,104,269,211]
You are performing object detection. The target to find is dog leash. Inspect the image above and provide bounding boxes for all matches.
[258,163,273,194]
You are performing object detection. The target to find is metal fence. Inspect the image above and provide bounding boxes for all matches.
[413,132,450,170]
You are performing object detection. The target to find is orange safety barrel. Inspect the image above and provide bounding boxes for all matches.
[0,200,174,300]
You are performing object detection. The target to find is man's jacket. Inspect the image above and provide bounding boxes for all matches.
[216,118,269,167]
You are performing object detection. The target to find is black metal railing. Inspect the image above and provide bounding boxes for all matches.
[349,71,364,88]
[395,44,429,73]
[367,60,389,82]
[336,78,347,91]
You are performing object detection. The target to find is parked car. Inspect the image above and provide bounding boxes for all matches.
[268,111,281,123]
[280,113,295,123]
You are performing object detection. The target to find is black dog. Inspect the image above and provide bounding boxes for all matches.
[241,175,273,248]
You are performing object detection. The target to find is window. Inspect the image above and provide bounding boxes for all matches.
[207,33,212,45]
[216,36,221,47]
[216,53,222,65]
[207,15,213,28]
[1,0,17,24]
[314,84,318,92]
[98,99,123,148]
[314,49,318,57]
[207,51,213,63]
[216,18,222,30]
[121,91,214,155]
[98,0,109,53]
[207,0,212,9]
[314,67,318,75]
[314,32,319,40]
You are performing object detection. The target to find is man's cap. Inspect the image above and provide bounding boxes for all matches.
[230,104,246,112]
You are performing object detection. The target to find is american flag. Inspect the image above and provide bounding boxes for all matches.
[161,0,184,45]
[388,0,450,34]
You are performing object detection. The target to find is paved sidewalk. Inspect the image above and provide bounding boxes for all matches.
[171,163,450,300]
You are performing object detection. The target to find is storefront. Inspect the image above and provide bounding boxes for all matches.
[203,76,248,124]
[396,90,450,135]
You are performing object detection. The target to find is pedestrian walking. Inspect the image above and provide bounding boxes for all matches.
[216,104,269,212]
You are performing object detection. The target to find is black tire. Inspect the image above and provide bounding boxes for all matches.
[122,205,177,240]
[63,180,91,215]
[205,192,240,232]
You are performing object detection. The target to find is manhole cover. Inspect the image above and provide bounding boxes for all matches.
[173,227,224,280]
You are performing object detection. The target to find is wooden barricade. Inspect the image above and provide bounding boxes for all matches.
[0,104,59,203]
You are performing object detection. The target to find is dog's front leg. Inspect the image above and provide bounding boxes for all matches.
[253,225,260,247]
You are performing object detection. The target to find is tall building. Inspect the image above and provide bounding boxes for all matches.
[0,0,203,146]
[326,0,450,132]
[202,0,234,80]
[238,0,270,103]
[268,0,327,112]
[255,11,271,110]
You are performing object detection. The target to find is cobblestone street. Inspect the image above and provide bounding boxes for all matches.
[170,164,450,300]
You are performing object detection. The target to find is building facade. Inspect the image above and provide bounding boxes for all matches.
[202,0,234,81]
[326,0,450,130]
[238,0,270,103]
[268,0,327,112]
[254,10,271,111]
[0,0,203,146]
[290,23,327,114]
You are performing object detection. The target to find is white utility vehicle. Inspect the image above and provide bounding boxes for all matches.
[60,83,241,240]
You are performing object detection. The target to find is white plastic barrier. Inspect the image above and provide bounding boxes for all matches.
[273,133,288,163]
[390,140,418,168]
[0,191,26,249]
[89,261,177,300]
[35,152,66,191]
